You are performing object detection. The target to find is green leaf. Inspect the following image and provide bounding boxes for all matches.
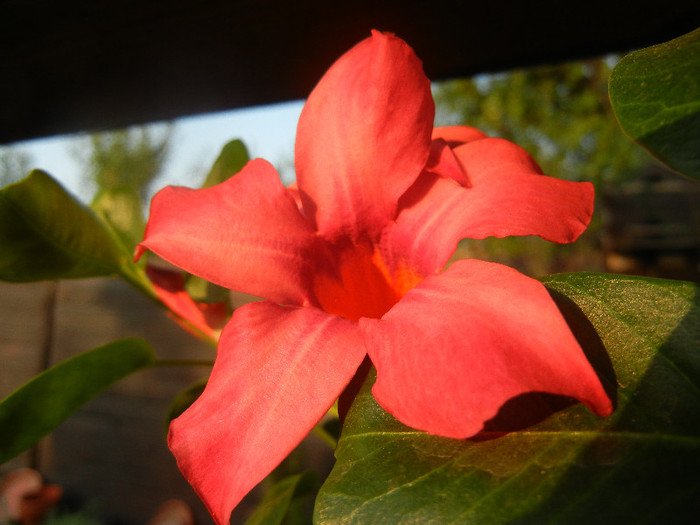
[184,274,231,304]
[0,170,128,282]
[91,185,146,253]
[316,274,700,524]
[245,472,318,525]
[609,28,700,179]
[0,338,155,464]
[202,139,250,188]
[164,377,208,430]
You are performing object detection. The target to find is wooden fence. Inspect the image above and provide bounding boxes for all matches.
[1,277,333,524]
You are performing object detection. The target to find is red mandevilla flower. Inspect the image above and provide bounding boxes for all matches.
[137,31,612,525]
[145,265,227,341]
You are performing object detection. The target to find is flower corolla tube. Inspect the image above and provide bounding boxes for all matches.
[137,30,612,525]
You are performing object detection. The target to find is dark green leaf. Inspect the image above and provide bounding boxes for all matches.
[609,28,700,179]
[0,170,128,282]
[202,139,250,188]
[164,377,208,430]
[91,185,146,253]
[245,472,318,525]
[0,338,155,464]
[316,274,700,524]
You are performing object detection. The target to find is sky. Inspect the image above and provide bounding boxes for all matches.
[4,100,305,203]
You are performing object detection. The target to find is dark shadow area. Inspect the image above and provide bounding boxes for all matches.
[548,287,618,405]
[510,283,700,523]
[338,355,373,424]
[475,392,578,440]
[471,286,619,441]
[602,164,700,283]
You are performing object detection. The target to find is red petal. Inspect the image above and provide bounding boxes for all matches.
[432,125,488,147]
[146,265,226,341]
[137,159,318,305]
[361,259,612,439]
[169,302,366,525]
[295,31,434,239]
[393,137,594,273]
[424,138,470,187]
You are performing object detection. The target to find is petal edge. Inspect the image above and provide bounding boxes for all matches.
[169,302,366,524]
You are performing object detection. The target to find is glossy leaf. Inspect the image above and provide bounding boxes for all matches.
[609,28,700,179]
[316,273,700,524]
[245,472,318,525]
[0,170,128,282]
[202,139,250,188]
[0,338,155,464]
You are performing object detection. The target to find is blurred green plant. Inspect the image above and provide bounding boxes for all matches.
[434,57,658,275]
[68,125,173,254]
[73,125,172,202]
[434,57,649,187]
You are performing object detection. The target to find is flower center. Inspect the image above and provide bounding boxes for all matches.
[313,239,423,321]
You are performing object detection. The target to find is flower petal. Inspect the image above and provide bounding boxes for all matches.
[424,138,470,187]
[145,265,226,341]
[169,301,366,525]
[361,259,612,439]
[137,159,318,305]
[432,125,488,147]
[295,30,434,239]
[393,137,594,273]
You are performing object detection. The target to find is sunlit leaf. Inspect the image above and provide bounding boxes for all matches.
[0,338,155,464]
[0,170,128,281]
[91,185,146,253]
[245,472,318,525]
[202,139,250,188]
[316,273,700,524]
[609,28,700,179]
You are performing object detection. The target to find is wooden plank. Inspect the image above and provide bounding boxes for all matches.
[0,281,56,472]
[2,278,335,523]
[36,278,214,523]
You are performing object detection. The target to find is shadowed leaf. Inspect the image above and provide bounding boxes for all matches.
[609,28,700,179]
[315,273,700,524]
[165,377,208,430]
[245,472,318,525]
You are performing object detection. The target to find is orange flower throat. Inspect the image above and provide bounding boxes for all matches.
[313,240,423,322]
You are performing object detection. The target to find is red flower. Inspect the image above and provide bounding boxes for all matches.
[137,31,612,524]
[145,264,227,341]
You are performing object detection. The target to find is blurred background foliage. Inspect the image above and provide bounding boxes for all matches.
[2,54,697,281]
[72,125,173,202]
[434,56,648,187]
[71,126,174,253]
[434,56,698,280]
